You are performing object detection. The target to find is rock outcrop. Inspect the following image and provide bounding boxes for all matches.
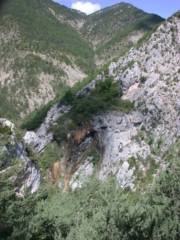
[66,17,180,190]
[0,119,40,195]
[109,16,180,148]
[18,16,180,192]
[24,104,71,153]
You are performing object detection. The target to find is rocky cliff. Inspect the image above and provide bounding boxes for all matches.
[46,15,179,191]
[2,15,180,195]
[110,16,180,146]
[0,118,40,196]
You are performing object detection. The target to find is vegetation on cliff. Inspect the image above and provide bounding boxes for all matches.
[2,2,179,240]
[1,141,180,239]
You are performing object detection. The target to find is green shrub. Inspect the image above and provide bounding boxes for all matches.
[127,156,137,170]
[146,56,151,61]
[52,125,68,145]
[2,140,180,239]
[88,148,101,165]
[38,143,59,174]
[140,76,147,83]
[63,90,74,104]
[176,11,180,18]
[67,77,123,124]
[21,101,53,131]
[118,100,135,112]
[94,76,122,100]
[103,68,109,75]
[68,122,76,131]
[26,143,39,166]
[0,125,11,135]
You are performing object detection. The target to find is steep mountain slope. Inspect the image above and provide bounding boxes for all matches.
[20,14,180,192]
[111,15,180,144]
[0,0,163,121]
[81,3,157,47]
[45,0,86,32]
[0,0,94,120]
[1,13,180,240]
[46,1,164,66]
[80,3,164,65]
[95,14,164,66]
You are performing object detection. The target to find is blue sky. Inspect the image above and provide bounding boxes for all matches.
[53,0,180,19]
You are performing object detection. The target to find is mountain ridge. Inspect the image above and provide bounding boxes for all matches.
[0,0,164,121]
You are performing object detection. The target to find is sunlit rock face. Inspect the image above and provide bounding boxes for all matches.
[23,104,71,153]
[68,17,180,190]
[0,118,40,196]
[14,16,180,192]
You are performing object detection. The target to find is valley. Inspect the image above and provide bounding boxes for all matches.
[0,0,163,120]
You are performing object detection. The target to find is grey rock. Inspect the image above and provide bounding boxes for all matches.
[0,146,8,154]
[24,104,71,153]
[116,161,135,190]
[76,74,103,96]
[0,118,15,132]
[69,158,94,191]
[0,118,41,195]
[130,111,143,126]
[108,16,180,149]
[22,156,40,194]
[176,100,180,110]
[90,111,150,186]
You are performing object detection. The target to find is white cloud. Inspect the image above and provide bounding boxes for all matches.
[71,1,101,15]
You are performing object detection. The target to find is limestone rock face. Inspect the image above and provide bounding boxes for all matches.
[69,159,94,191]
[90,111,150,188]
[24,104,71,153]
[117,161,135,189]
[68,17,180,190]
[109,16,180,148]
[20,17,180,192]
[76,74,103,96]
[0,118,15,132]
[0,118,40,195]
[9,142,40,195]
[21,156,40,194]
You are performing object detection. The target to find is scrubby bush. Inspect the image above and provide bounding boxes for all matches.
[21,101,53,131]
[2,139,180,239]
[52,125,68,145]
[68,122,76,131]
[63,90,74,104]
[140,75,147,83]
[26,143,39,166]
[88,148,101,165]
[0,125,11,135]
[38,143,59,174]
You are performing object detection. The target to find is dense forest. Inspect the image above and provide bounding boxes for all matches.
[1,140,180,239]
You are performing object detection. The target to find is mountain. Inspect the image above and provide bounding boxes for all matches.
[0,11,180,240]
[21,13,180,191]
[80,3,164,66]
[0,0,164,121]
[0,0,94,120]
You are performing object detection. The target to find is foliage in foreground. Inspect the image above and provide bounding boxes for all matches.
[1,140,180,239]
